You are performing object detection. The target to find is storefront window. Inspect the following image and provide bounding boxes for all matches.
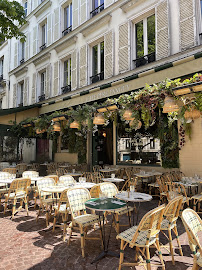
[117,124,161,166]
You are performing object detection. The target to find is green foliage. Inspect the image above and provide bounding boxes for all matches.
[0,0,27,43]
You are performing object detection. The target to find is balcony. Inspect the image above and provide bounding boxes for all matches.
[0,75,3,82]
[90,3,104,18]
[18,103,23,107]
[38,94,45,102]
[90,72,104,84]
[20,58,25,65]
[62,26,72,37]
[61,85,71,94]
[133,52,156,68]
[40,43,46,51]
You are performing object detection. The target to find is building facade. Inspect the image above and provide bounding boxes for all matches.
[0,0,202,174]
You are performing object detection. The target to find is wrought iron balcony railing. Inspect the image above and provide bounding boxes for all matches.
[90,3,104,18]
[90,72,104,84]
[18,103,23,107]
[20,58,25,65]
[62,26,72,36]
[61,85,71,94]
[133,52,156,68]
[40,43,46,51]
[0,75,3,82]
[38,94,45,102]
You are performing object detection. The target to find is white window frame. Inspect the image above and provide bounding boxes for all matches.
[19,42,25,63]
[41,24,47,46]
[63,58,71,87]
[91,41,104,77]
[64,3,72,30]
[199,0,202,42]
[40,71,46,96]
[24,1,27,16]
[17,82,24,106]
[0,58,3,77]
[132,13,156,60]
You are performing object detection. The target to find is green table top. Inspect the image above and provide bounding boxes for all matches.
[85,197,126,211]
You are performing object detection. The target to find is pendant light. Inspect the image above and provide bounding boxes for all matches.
[70,120,79,129]
[163,96,179,113]
[53,121,61,132]
[123,109,133,120]
[93,114,105,125]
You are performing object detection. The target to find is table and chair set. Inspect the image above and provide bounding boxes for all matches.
[1,166,202,269]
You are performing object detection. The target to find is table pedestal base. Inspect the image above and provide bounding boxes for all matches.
[91,250,119,264]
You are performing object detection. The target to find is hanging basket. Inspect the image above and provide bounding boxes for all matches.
[184,108,201,120]
[129,119,142,129]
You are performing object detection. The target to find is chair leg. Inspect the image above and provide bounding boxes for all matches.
[173,226,183,256]
[45,205,49,227]
[63,213,68,242]
[193,199,197,212]
[80,226,85,257]
[192,259,199,270]
[118,240,125,270]
[156,238,165,270]
[168,229,175,265]
[24,196,29,216]
[68,222,73,246]
[115,214,120,234]
[4,197,8,215]
[52,211,57,232]
[12,198,17,219]
[146,246,151,270]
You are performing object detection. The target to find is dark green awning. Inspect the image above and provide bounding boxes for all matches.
[0,104,41,116]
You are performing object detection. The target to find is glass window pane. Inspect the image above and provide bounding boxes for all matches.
[201,0,202,16]
[64,61,68,86]
[41,73,45,94]
[94,0,99,9]
[42,25,46,45]
[22,42,25,59]
[70,4,72,26]
[20,84,23,104]
[93,45,98,75]
[100,41,104,73]
[100,0,104,6]
[136,20,144,58]
[69,58,71,84]
[147,15,155,54]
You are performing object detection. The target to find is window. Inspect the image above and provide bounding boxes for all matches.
[133,14,155,68]
[39,72,46,101]
[91,41,104,83]
[0,58,3,80]
[18,83,24,107]
[62,59,71,94]
[63,3,72,36]
[20,42,25,64]
[199,0,202,43]
[91,0,104,17]
[24,1,27,16]
[40,24,47,51]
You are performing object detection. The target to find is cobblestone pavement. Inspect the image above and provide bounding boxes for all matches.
[0,199,199,270]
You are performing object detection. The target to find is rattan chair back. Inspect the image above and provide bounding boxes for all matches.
[93,165,102,172]
[130,204,165,247]
[58,175,76,186]
[164,196,183,223]
[45,174,59,183]
[2,168,17,175]
[67,187,90,219]
[99,182,118,198]
[8,178,31,196]
[37,177,55,197]
[82,172,93,182]
[90,184,101,198]
[22,171,39,179]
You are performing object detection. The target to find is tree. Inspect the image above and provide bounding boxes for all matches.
[0,0,27,43]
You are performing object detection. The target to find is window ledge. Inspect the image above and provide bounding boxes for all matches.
[81,14,111,37]
[120,0,148,13]
[33,52,51,66]
[34,0,52,18]
[14,67,28,78]
[0,40,8,50]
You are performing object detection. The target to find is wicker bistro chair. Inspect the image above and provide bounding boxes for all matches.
[117,204,165,270]
[16,163,27,177]
[99,182,133,234]
[52,189,70,241]
[93,165,102,173]
[57,175,76,186]
[182,208,202,270]
[2,168,17,178]
[22,171,39,206]
[45,175,59,184]
[56,168,66,177]
[67,187,101,257]
[36,177,56,226]
[160,196,183,265]
[4,178,31,219]
[81,172,93,182]
[121,176,138,192]
[192,193,202,213]
[0,172,13,205]
[90,184,101,198]
[92,172,104,184]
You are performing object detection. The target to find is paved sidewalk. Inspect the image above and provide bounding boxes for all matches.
[0,199,197,270]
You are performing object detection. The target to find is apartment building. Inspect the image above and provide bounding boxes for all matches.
[0,0,202,173]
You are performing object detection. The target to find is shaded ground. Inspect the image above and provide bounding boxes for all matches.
[0,199,197,270]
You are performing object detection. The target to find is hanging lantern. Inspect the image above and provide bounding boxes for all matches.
[36,129,46,134]
[53,121,61,132]
[70,120,79,129]
[129,119,142,129]
[93,114,105,125]
[163,96,179,113]
[184,108,201,120]
[123,109,133,120]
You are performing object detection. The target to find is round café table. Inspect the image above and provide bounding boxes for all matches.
[102,177,125,190]
[116,191,152,225]
[85,197,126,263]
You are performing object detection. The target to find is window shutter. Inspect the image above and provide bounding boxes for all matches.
[14,42,18,68]
[53,61,59,97]
[80,0,87,24]
[31,73,36,104]
[33,26,38,56]
[104,30,114,79]
[13,84,17,108]
[25,32,30,61]
[156,0,170,60]
[54,8,60,42]
[47,14,52,46]
[79,45,87,88]
[72,0,79,30]
[71,50,77,91]
[105,0,114,8]
[45,64,51,99]
[179,0,195,50]
[24,77,29,106]
[118,22,130,73]
[27,1,31,14]
[32,0,38,10]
